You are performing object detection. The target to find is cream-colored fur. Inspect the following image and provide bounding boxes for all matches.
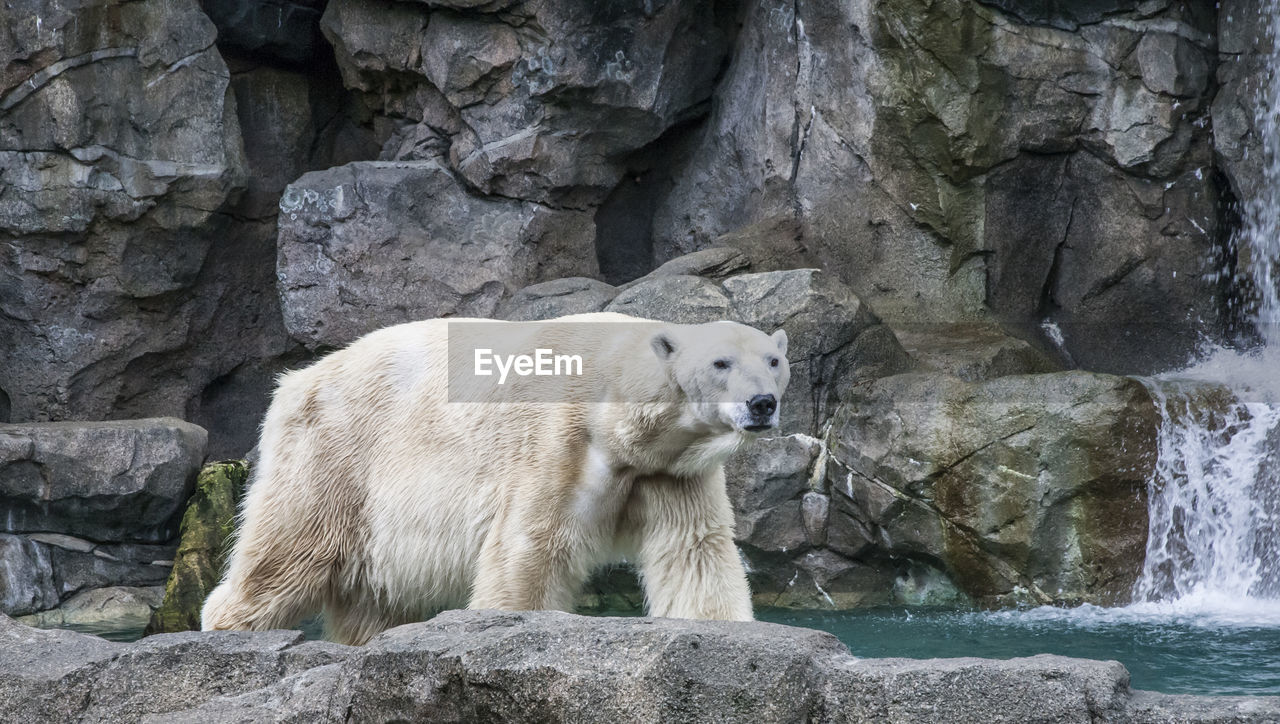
[201,312,790,645]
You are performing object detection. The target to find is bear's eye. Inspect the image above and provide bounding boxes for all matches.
[770,358,780,368]
[713,359,731,370]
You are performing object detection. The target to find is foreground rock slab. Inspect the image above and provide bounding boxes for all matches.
[2,609,1276,723]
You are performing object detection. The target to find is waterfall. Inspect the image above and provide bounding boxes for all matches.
[1237,0,1280,347]
[1134,383,1280,607]
[1129,2,1280,618]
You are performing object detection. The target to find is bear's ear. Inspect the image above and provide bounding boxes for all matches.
[771,329,788,356]
[650,330,678,362]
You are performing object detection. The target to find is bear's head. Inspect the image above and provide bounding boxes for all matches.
[650,321,790,435]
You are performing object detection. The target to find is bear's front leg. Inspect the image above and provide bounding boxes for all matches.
[630,468,753,621]
[469,507,587,613]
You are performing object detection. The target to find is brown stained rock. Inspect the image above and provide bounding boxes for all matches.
[827,370,1160,606]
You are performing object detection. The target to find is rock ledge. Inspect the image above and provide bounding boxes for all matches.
[1,610,1275,723]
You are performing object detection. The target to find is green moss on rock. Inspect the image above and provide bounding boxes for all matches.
[144,460,248,635]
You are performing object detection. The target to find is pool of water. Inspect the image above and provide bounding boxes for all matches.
[757,603,1280,697]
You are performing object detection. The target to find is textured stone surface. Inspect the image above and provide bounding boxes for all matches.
[2,609,1277,722]
[1214,0,1269,200]
[319,0,732,206]
[0,419,206,543]
[277,161,597,349]
[652,0,1223,374]
[184,56,378,458]
[147,461,249,635]
[1213,0,1275,327]
[17,585,162,630]
[826,371,1160,606]
[0,0,376,458]
[893,322,1063,381]
[498,277,619,322]
[0,0,248,426]
[0,533,173,616]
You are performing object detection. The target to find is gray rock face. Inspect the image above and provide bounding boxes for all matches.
[605,268,914,435]
[2,609,1277,722]
[0,535,59,615]
[893,322,1063,382]
[975,0,1149,30]
[277,161,597,349]
[498,277,619,322]
[652,0,1223,374]
[1213,0,1276,325]
[0,0,249,426]
[719,370,1161,609]
[319,0,732,206]
[0,419,206,543]
[723,434,896,608]
[1213,0,1269,202]
[0,418,200,616]
[185,57,378,458]
[0,533,172,616]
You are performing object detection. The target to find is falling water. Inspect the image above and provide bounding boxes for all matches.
[1237,0,1280,348]
[1130,2,1280,619]
[1133,380,1280,611]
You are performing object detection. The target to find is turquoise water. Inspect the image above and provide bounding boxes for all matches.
[758,605,1280,697]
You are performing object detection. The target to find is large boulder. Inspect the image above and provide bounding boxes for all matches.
[0,419,206,544]
[1,609,1277,722]
[825,371,1160,606]
[651,0,1223,374]
[17,586,163,633]
[276,161,597,349]
[0,615,347,723]
[0,418,202,617]
[892,322,1063,382]
[719,370,1163,609]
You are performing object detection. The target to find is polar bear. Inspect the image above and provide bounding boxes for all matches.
[201,312,789,645]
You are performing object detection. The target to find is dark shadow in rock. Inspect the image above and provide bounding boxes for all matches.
[594,116,709,285]
[203,0,330,67]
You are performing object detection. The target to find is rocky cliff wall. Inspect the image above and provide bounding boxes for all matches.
[2,0,1275,615]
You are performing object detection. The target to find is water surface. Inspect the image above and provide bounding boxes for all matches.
[758,603,1280,697]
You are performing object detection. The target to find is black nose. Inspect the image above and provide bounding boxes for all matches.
[747,394,777,418]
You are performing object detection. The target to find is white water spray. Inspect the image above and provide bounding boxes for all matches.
[1133,379,1280,609]
[1130,2,1280,618]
